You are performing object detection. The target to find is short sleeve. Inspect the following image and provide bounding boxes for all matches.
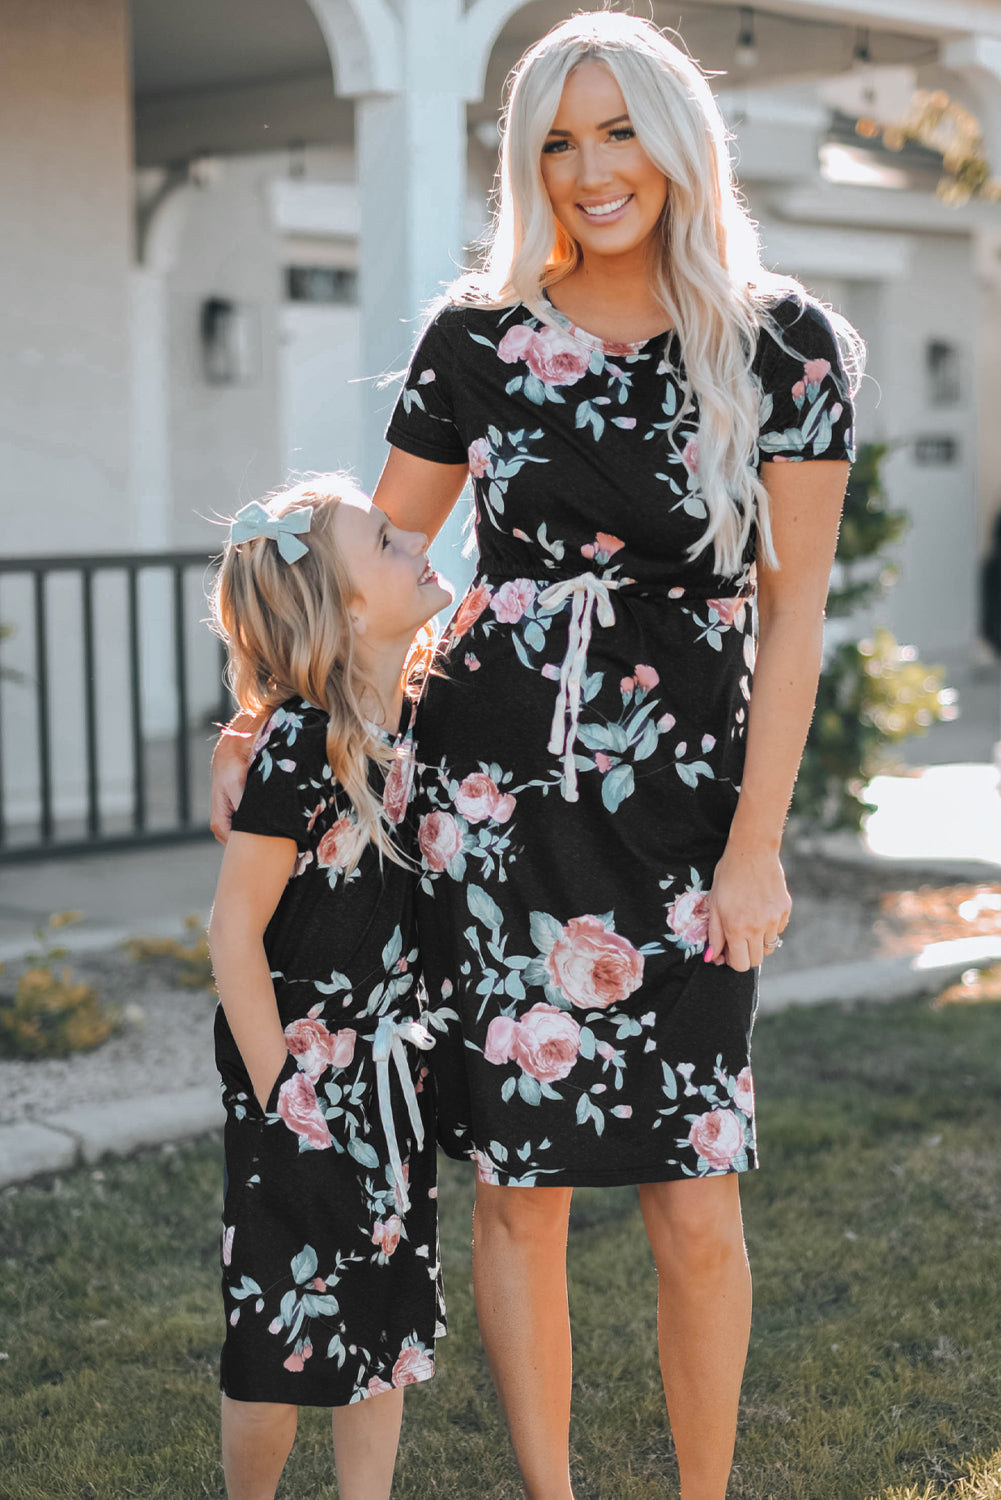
[755,298,856,465]
[230,708,317,850]
[385,309,469,465]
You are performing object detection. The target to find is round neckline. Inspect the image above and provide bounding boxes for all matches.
[540,289,672,356]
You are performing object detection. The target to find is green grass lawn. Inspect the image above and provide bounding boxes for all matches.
[2,992,999,1500]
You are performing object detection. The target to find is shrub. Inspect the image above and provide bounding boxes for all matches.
[122,914,214,992]
[792,443,956,831]
[0,913,119,1057]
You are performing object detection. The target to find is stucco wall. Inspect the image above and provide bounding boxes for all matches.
[0,0,133,554]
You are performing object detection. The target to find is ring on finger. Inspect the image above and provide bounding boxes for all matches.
[764,935,783,951]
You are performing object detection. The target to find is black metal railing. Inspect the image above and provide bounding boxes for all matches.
[0,551,230,862]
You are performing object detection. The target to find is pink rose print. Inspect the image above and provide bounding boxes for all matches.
[497,323,590,386]
[417,368,435,385]
[368,1376,394,1396]
[791,379,806,406]
[707,597,746,629]
[490,578,536,625]
[317,816,361,870]
[733,1067,755,1116]
[657,712,676,733]
[464,653,480,671]
[451,582,493,640]
[546,915,645,1011]
[276,1071,333,1150]
[251,712,280,756]
[467,436,491,478]
[620,676,635,695]
[634,664,659,690]
[594,752,612,774]
[283,1350,304,1373]
[472,1149,499,1185]
[306,800,325,831]
[454,772,516,825]
[666,887,711,949]
[541,663,560,680]
[612,1105,633,1119]
[484,1013,518,1065]
[511,1004,581,1083]
[268,1316,283,1334]
[496,324,537,365]
[688,1108,743,1171]
[582,532,624,561]
[392,1344,435,1385]
[418,810,463,871]
[681,438,699,475]
[382,754,411,825]
[803,357,831,387]
[284,1016,356,1082]
[372,1215,403,1257]
[222,1225,234,1266]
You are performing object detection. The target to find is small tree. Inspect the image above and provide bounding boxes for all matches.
[791,442,955,832]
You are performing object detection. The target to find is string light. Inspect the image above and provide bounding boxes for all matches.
[735,7,758,71]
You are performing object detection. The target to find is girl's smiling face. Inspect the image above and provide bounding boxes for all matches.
[332,494,453,650]
[541,60,669,265]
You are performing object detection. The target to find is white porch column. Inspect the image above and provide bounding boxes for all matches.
[304,0,526,580]
[355,76,467,484]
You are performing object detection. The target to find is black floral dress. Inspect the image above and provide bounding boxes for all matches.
[386,294,854,1189]
[216,699,445,1405]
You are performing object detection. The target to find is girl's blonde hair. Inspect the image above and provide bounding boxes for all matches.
[211,475,425,869]
[454,9,864,576]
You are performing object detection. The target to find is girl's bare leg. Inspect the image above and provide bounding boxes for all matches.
[330,1386,405,1500]
[472,1182,576,1500]
[638,1175,752,1500]
[221,1396,297,1500]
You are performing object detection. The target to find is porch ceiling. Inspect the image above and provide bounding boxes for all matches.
[129,0,964,163]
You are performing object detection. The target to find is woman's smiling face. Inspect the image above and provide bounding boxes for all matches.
[540,60,669,265]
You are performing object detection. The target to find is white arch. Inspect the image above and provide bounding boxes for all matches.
[301,0,402,97]
[461,0,530,103]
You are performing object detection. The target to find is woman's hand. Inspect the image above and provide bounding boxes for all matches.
[209,715,260,844]
[706,844,791,971]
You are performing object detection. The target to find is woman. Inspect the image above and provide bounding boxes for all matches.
[378,13,859,1500]
[214,12,860,1498]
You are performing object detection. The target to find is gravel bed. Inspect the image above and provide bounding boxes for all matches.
[1,851,987,1126]
[0,955,218,1125]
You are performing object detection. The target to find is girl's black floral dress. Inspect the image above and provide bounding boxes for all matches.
[387,294,854,1189]
[215,698,445,1405]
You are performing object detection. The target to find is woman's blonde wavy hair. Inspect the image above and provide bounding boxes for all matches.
[454,9,864,576]
[211,475,428,869]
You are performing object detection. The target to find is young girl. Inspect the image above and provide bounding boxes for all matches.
[208,474,452,1500]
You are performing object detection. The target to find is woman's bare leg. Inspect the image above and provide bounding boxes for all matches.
[330,1386,405,1500]
[638,1175,752,1500]
[221,1396,297,1500]
[472,1182,576,1500]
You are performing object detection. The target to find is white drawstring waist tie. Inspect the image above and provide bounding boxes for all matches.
[537,573,621,802]
[371,1015,434,1214]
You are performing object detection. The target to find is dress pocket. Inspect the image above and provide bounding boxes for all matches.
[262,1050,301,1117]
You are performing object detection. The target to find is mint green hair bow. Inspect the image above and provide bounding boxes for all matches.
[230,501,313,563]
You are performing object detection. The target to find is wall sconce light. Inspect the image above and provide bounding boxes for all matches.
[200,297,259,386]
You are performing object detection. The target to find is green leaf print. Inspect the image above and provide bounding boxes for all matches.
[601,763,635,812]
[523,620,546,653]
[633,719,660,761]
[524,374,547,405]
[348,1138,380,1169]
[517,1074,542,1106]
[577,722,629,754]
[468,883,504,931]
[291,1246,319,1285]
[578,1026,596,1061]
[381,927,403,972]
[301,1293,340,1317]
[529,911,563,954]
[501,1076,517,1103]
